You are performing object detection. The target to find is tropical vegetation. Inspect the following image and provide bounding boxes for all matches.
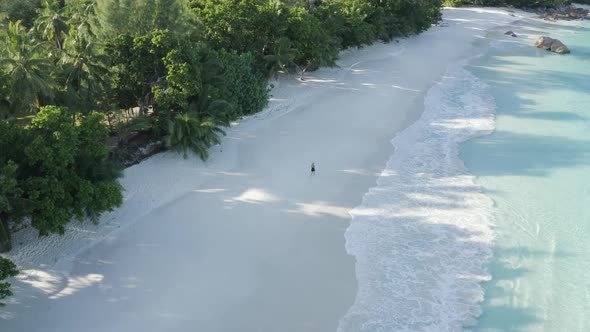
[0,255,18,306]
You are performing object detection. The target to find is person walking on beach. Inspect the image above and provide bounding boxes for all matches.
[311,162,315,176]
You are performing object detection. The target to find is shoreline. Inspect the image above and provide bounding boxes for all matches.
[336,13,538,329]
[3,7,536,331]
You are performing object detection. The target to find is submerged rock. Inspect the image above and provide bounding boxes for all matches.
[534,36,570,54]
[534,36,554,49]
[504,31,517,37]
[550,40,570,54]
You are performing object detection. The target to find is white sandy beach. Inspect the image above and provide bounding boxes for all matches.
[1,7,534,332]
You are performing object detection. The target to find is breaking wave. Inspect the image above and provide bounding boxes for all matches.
[339,63,496,332]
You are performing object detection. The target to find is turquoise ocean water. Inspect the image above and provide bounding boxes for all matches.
[463,19,590,331]
[337,16,589,331]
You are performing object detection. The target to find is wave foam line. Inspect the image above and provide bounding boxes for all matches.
[338,63,496,332]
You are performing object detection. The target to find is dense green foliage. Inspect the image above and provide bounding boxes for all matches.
[0,256,18,307]
[0,160,22,252]
[191,0,442,73]
[0,160,21,306]
[216,50,269,115]
[95,0,191,38]
[0,0,41,28]
[0,107,123,236]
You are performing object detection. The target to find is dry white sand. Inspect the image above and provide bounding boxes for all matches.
[1,8,533,332]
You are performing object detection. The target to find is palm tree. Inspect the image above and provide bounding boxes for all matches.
[165,90,233,160]
[264,37,298,77]
[66,0,97,38]
[35,0,69,50]
[59,33,110,111]
[189,83,235,125]
[165,111,225,160]
[0,21,54,114]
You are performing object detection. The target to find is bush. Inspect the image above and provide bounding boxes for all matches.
[0,72,10,119]
[217,50,269,116]
[321,0,378,48]
[106,31,171,111]
[23,107,123,234]
[0,256,18,307]
[0,107,123,237]
[0,160,21,252]
[0,0,40,28]
[192,0,289,54]
[286,7,340,70]
[0,123,31,247]
[0,157,21,306]
[191,0,443,77]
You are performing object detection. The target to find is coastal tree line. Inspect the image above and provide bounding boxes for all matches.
[0,0,574,305]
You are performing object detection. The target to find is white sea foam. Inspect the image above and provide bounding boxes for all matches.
[338,63,496,332]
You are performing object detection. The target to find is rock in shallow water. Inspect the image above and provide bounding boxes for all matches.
[534,36,570,54]
[504,30,517,37]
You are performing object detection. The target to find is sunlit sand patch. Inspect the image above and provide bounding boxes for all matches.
[349,207,387,218]
[216,171,249,177]
[96,259,115,265]
[49,274,104,299]
[0,311,14,319]
[338,168,373,176]
[288,202,351,219]
[17,269,63,295]
[299,78,338,84]
[380,169,397,177]
[192,188,228,194]
[225,188,279,204]
[351,69,379,74]
[391,84,421,92]
[339,168,389,177]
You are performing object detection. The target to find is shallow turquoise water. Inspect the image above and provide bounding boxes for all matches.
[462,20,590,331]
